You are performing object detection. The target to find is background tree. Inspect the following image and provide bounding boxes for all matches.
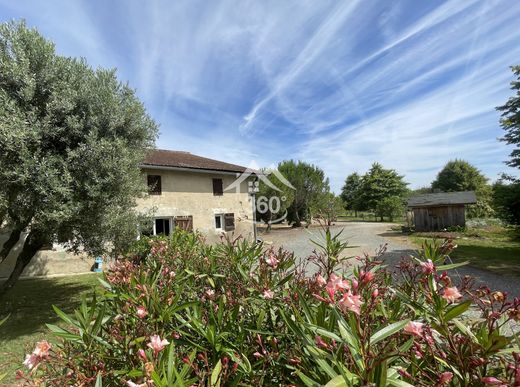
[431,159,493,218]
[431,159,488,192]
[497,65,520,169]
[279,160,330,227]
[313,192,344,226]
[255,167,295,231]
[0,21,157,293]
[356,163,408,220]
[375,196,404,222]
[493,180,520,224]
[340,173,365,216]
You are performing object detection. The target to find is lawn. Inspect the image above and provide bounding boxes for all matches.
[0,273,101,383]
[411,224,520,276]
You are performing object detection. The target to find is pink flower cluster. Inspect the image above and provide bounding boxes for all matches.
[315,273,364,316]
[23,340,51,371]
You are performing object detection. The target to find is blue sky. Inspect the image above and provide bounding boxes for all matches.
[1,0,519,192]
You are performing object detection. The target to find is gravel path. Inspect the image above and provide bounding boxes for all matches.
[260,222,520,298]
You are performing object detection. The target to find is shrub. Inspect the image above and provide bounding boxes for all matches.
[16,230,520,386]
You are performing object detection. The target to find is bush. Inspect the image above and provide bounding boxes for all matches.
[375,196,404,222]
[16,230,520,386]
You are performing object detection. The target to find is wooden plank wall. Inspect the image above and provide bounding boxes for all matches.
[412,205,465,231]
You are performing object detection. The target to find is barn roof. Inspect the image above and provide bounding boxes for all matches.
[407,191,477,208]
[141,149,249,174]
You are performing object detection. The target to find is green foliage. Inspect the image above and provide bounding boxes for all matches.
[16,230,520,386]
[431,159,488,192]
[340,173,365,213]
[493,180,520,224]
[278,160,330,226]
[497,65,520,169]
[0,21,157,286]
[375,196,404,222]
[256,167,295,227]
[356,163,408,216]
[313,192,344,226]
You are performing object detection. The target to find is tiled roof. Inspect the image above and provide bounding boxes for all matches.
[141,149,249,173]
[407,191,477,207]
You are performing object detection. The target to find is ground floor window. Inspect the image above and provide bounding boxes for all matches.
[215,214,223,230]
[154,218,171,236]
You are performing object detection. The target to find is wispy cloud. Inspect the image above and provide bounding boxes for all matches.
[0,0,519,191]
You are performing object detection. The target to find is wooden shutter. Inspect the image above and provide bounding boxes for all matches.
[147,175,162,195]
[212,178,223,196]
[224,213,235,231]
[174,216,193,232]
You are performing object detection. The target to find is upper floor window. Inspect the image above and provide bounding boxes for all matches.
[148,175,162,195]
[212,178,223,196]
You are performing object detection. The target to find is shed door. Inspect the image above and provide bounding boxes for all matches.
[174,216,193,232]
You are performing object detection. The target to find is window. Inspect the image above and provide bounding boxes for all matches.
[148,175,162,195]
[224,213,235,231]
[154,218,171,236]
[215,214,223,229]
[212,178,223,196]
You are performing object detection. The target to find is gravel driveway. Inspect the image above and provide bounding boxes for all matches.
[259,221,520,298]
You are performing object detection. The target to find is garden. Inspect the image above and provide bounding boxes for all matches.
[1,228,519,386]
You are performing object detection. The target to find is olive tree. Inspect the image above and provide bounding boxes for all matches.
[0,21,157,293]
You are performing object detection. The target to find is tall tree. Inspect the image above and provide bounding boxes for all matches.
[431,159,488,192]
[497,65,520,169]
[278,160,330,227]
[340,173,365,216]
[357,163,408,220]
[0,21,158,293]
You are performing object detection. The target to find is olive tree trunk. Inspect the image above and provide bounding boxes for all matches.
[0,230,44,295]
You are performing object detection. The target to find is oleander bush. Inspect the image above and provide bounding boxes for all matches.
[16,230,520,386]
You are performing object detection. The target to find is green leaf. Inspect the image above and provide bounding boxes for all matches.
[296,371,322,387]
[444,300,471,321]
[370,319,410,345]
[387,378,415,387]
[211,360,222,387]
[94,373,102,387]
[436,261,469,271]
[324,375,348,387]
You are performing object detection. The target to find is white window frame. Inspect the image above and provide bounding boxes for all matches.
[153,217,173,236]
[214,214,224,230]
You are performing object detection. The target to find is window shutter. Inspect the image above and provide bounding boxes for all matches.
[213,178,223,196]
[148,175,162,195]
[224,213,235,231]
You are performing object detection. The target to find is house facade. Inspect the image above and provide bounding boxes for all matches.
[137,149,257,242]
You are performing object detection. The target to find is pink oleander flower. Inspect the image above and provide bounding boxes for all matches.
[137,349,147,361]
[360,270,375,283]
[137,306,148,319]
[262,289,274,299]
[481,376,503,385]
[315,274,327,287]
[420,259,435,274]
[205,289,215,299]
[338,291,363,315]
[127,381,146,387]
[265,254,279,268]
[315,335,329,349]
[147,335,169,354]
[23,340,52,370]
[23,353,40,370]
[32,340,51,357]
[439,372,453,384]
[326,274,350,300]
[404,321,424,337]
[253,351,263,358]
[442,286,462,303]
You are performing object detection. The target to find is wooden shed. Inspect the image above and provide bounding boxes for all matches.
[407,191,477,232]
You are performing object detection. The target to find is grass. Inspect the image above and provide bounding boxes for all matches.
[410,224,520,276]
[337,211,405,224]
[0,273,100,383]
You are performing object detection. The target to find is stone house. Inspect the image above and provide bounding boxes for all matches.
[137,149,257,242]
